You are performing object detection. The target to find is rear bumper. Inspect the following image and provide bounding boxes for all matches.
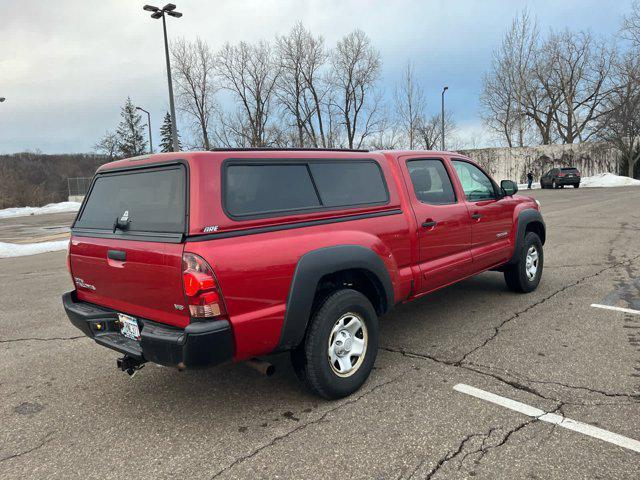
[557,177,580,185]
[62,290,234,368]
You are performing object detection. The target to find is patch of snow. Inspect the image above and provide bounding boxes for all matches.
[0,240,69,258]
[580,173,640,188]
[0,201,81,219]
[518,181,541,190]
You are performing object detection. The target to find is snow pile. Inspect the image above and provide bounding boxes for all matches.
[0,201,81,219]
[580,173,640,188]
[0,240,69,258]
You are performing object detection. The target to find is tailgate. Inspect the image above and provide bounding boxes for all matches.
[69,163,190,328]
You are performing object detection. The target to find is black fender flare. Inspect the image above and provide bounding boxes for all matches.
[276,245,394,351]
[507,209,546,265]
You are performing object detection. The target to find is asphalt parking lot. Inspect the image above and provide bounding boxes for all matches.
[1,187,639,479]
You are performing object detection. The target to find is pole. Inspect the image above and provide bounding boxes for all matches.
[162,14,179,152]
[441,86,448,151]
[136,107,153,153]
[144,110,153,153]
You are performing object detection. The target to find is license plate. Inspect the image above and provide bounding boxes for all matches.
[118,313,140,340]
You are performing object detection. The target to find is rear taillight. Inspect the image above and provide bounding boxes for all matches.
[182,252,226,319]
[576,170,581,176]
[558,172,565,177]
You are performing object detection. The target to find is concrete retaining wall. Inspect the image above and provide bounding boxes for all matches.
[459,142,621,183]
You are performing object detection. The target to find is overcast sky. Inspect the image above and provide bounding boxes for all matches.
[0,0,634,154]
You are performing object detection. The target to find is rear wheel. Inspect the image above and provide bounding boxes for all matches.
[504,232,543,293]
[574,183,580,188]
[290,289,378,399]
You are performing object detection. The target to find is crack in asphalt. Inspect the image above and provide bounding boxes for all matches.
[0,336,84,344]
[381,346,555,402]
[382,347,640,407]
[411,404,564,479]
[456,252,640,366]
[381,245,640,478]
[462,363,640,402]
[0,431,54,463]
[516,376,640,401]
[209,376,402,479]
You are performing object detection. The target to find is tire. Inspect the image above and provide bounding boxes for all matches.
[504,232,544,293]
[560,185,564,189]
[574,184,580,188]
[290,289,378,399]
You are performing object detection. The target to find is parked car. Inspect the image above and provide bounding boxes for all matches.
[63,149,545,399]
[540,167,581,188]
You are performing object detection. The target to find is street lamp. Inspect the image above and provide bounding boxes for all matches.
[441,86,448,151]
[136,106,153,153]
[143,4,182,152]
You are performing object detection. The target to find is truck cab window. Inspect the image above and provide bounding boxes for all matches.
[407,159,456,205]
[452,160,496,201]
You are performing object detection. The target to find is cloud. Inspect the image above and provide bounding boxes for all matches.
[0,0,633,153]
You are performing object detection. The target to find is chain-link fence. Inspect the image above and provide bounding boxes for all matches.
[67,177,92,197]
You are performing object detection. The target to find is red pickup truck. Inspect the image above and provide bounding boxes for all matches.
[63,149,545,399]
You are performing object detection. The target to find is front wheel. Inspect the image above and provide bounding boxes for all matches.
[504,232,543,293]
[574,184,580,188]
[291,289,378,399]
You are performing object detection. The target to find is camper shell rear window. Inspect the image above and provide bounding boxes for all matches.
[74,165,186,234]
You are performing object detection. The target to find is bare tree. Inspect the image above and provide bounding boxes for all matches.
[171,37,218,150]
[480,10,538,147]
[394,62,426,149]
[416,112,455,150]
[622,1,640,49]
[94,131,119,159]
[597,54,640,178]
[523,55,561,145]
[481,65,517,147]
[543,30,614,143]
[216,41,281,147]
[275,23,331,147]
[368,109,402,150]
[329,30,382,149]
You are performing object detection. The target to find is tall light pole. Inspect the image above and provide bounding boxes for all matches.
[136,106,153,153]
[441,86,448,151]
[143,4,181,152]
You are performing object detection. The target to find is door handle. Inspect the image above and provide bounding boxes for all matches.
[471,213,482,220]
[422,220,437,228]
[107,249,126,261]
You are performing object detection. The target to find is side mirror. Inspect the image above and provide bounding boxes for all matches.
[501,179,518,196]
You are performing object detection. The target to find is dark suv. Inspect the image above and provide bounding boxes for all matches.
[540,167,581,189]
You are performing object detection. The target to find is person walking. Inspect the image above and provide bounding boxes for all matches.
[527,171,534,189]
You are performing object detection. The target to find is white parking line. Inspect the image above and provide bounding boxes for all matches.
[454,383,640,454]
[590,304,640,316]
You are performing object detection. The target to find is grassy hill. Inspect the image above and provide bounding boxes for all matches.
[0,152,109,209]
